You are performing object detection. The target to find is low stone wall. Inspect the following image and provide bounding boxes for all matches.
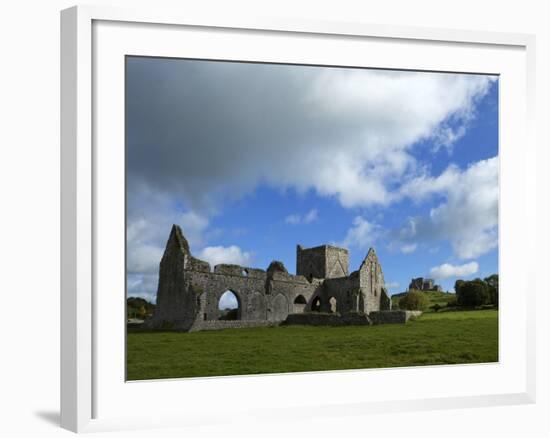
[142,318,195,332]
[369,310,422,324]
[283,312,372,326]
[175,310,422,332]
[188,320,278,332]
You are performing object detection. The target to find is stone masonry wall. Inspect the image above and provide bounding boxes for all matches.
[369,310,422,324]
[322,275,360,313]
[189,320,278,332]
[296,244,349,279]
[324,246,349,278]
[296,245,327,279]
[145,224,398,332]
[284,312,372,326]
[359,248,388,313]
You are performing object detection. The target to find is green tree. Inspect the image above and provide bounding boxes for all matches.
[138,305,147,319]
[456,279,490,307]
[127,297,156,320]
[398,290,430,311]
[484,274,499,306]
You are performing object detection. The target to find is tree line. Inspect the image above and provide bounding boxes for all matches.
[398,274,498,311]
[454,274,498,307]
[127,297,155,320]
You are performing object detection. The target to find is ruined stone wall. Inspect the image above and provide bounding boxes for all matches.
[296,244,349,280]
[322,275,360,314]
[380,288,392,311]
[268,270,320,318]
[146,224,399,332]
[325,246,349,278]
[144,226,197,331]
[284,312,372,326]
[408,277,442,292]
[146,226,324,330]
[190,267,320,324]
[184,267,267,322]
[358,248,386,313]
[369,310,422,324]
[189,320,277,332]
[186,268,315,322]
[296,245,326,279]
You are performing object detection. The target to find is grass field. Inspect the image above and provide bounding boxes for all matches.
[126,309,498,380]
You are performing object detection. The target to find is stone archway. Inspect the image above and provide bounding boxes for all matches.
[218,290,241,320]
[269,294,288,321]
[247,291,267,320]
[293,295,307,313]
[311,296,322,312]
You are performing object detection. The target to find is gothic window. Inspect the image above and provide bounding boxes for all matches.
[329,297,337,313]
[218,290,240,320]
[311,296,322,312]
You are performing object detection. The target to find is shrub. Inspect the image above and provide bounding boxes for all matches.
[446,296,458,307]
[456,279,490,307]
[398,291,429,311]
[430,303,442,312]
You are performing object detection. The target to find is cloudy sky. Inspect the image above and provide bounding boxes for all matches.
[126,56,499,302]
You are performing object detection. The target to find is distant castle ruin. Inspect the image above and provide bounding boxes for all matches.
[408,277,442,292]
[144,225,420,332]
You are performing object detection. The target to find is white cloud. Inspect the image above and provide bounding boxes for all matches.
[198,245,253,268]
[341,216,380,250]
[400,243,417,254]
[127,244,163,274]
[429,261,479,280]
[384,281,400,290]
[127,59,496,210]
[284,214,301,225]
[285,208,318,225]
[397,157,498,259]
[180,210,210,247]
[127,274,159,303]
[126,201,212,274]
[303,209,318,223]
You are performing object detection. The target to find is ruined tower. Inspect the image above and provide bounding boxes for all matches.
[296,244,349,280]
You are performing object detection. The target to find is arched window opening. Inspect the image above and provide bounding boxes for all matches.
[329,297,337,313]
[218,290,240,320]
[311,296,322,312]
[293,295,307,313]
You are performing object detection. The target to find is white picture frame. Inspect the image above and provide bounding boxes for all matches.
[60,4,536,433]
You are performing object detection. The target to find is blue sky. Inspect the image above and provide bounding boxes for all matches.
[125,57,499,302]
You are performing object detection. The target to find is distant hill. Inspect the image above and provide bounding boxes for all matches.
[391,290,456,312]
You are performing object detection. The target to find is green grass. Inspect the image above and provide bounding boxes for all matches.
[391,290,456,311]
[127,309,498,380]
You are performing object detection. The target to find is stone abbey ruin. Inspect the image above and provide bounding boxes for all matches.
[144,225,420,332]
[408,277,443,292]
